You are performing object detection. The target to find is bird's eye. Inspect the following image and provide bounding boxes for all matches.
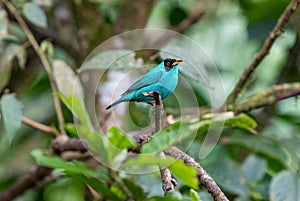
[166,62,170,66]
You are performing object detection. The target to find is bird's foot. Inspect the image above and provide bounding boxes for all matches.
[142,91,161,106]
[142,91,160,98]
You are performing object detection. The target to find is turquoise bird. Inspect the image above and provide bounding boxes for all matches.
[106,58,183,110]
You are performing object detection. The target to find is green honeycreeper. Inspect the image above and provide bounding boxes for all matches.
[106,58,183,110]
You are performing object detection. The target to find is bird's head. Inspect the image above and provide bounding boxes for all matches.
[164,58,183,68]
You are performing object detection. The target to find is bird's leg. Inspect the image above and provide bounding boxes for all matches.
[142,91,162,132]
[146,101,154,106]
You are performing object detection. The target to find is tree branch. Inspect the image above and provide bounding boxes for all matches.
[226,0,300,105]
[235,82,300,113]
[4,1,66,135]
[0,166,52,201]
[21,116,59,136]
[164,146,229,201]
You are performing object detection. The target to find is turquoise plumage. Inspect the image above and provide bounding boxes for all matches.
[106,58,183,110]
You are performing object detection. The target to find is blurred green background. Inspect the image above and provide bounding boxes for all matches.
[0,0,300,201]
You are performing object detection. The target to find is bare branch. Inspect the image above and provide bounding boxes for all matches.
[165,146,229,201]
[235,82,300,112]
[0,166,52,201]
[226,0,300,105]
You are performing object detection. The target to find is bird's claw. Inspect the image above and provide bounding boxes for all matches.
[142,91,160,98]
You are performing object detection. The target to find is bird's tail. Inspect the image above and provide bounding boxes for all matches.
[105,98,126,110]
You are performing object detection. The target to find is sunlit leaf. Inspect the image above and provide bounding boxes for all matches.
[190,189,201,201]
[0,94,22,144]
[270,171,300,201]
[41,40,54,58]
[58,94,129,168]
[22,2,47,28]
[123,155,198,189]
[57,94,93,132]
[53,60,84,99]
[107,126,136,149]
[142,112,257,154]
[141,121,192,154]
[31,149,99,177]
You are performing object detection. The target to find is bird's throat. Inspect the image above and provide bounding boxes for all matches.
[164,66,172,71]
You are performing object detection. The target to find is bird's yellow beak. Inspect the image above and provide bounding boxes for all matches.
[172,60,183,66]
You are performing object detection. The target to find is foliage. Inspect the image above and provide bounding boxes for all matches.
[0,0,300,201]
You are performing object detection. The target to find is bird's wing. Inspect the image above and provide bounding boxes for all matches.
[122,70,163,95]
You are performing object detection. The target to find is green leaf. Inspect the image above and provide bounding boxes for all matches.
[0,8,19,41]
[190,189,201,201]
[123,155,199,189]
[107,126,136,149]
[52,60,84,99]
[270,170,300,201]
[31,149,99,177]
[16,45,26,69]
[0,8,8,33]
[142,112,257,154]
[207,159,249,197]
[0,43,25,91]
[0,34,19,42]
[41,40,54,58]
[71,174,121,201]
[57,94,93,132]
[122,178,145,201]
[43,177,84,201]
[242,154,267,184]
[141,122,185,154]
[146,195,183,201]
[0,94,22,144]
[224,113,257,134]
[225,134,289,167]
[22,2,47,28]
[58,94,131,168]
[0,58,13,92]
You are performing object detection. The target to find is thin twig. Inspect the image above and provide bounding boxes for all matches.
[21,116,59,136]
[4,1,66,135]
[165,146,229,201]
[226,0,300,105]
